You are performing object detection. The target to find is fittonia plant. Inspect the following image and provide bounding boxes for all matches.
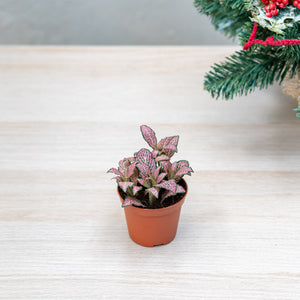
[108,125,193,209]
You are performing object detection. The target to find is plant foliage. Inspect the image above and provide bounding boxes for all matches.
[108,125,193,209]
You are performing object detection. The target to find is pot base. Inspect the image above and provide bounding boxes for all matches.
[124,202,184,247]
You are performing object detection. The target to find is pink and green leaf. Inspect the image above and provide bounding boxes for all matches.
[107,168,123,176]
[155,154,170,162]
[169,136,179,147]
[138,178,150,188]
[158,135,178,148]
[146,187,160,198]
[130,167,139,184]
[156,179,177,194]
[176,184,185,193]
[163,144,178,152]
[161,184,185,200]
[177,160,190,169]
[137,178,146,186]
[136,148,155,172]
[127,162,137,178]
[161,190,175,200]
[152,166,160,181]
[122,196,144,208]
[164,136,179,157]
[140,125,157,149]
[118,158,131,171]
[157,136,172,150]
[161,160,171,173]
[175,166,193,177]
[157,172,167,183]
[152,150,159,159]
[112,176,122,182]
[136,163,150,179]
[118,181,134,193]
[133,185,143,195]
[171,162,178,172]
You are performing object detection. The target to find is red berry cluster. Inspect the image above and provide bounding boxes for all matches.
[293,0,300,9]
[261,0,300,18]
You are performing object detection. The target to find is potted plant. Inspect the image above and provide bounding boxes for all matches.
[108,125,193,247]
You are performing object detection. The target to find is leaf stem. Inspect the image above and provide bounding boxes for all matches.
[149,193,155,208]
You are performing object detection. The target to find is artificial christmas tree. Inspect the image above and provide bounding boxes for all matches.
[194,0,300,118]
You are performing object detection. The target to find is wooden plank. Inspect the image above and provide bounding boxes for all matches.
[0,47,299,299]
[0,122,299,172]
[0,46,297,124]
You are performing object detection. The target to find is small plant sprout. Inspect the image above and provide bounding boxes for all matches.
[108,125,193,208]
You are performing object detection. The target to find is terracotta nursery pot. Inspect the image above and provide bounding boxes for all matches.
[118,180,187,247]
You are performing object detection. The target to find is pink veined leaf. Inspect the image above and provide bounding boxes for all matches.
[133,185,143,196]
[136,163,150,179]
[140,125,157,149]
[136,148,155,172]
[127,162,137,178]
[122,196,144,208]
[173,176,183,182]
[118,181,134,193]
[161,184,185,201]
[152,150,159,159]
[130,168,139,184]
[156,179,177,194]
[107,168,123,176]
[176,160,189,169]
[175,166,194,177]
[176,184,186,193]
[155,154,170,162]
[161,190,175,200]
[163,144,178,152]
[112,176,122,182]
[169,135,179,147]
[118,158,131,171]
[157,136,172,150]
[158,135,178,150]
[156,172,167,184]
[138,178,150,188]
[137,178,145,186]
[161,160,171,173]
[136,148,153,166]
[171,162,178,172]
[164,136,179,158]
[146,187,160,198]
[152,167,160,181]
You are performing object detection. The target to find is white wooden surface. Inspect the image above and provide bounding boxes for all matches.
[0,46,300,299]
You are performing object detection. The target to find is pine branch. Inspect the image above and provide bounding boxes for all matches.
[194,0,251,38]
[195,0,300,108]
[204,50,294,99]
[275,23,300,63]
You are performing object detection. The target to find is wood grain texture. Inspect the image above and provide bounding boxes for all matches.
[0,46,300,299]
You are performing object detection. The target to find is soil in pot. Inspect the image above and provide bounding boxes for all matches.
[118,179,187,209]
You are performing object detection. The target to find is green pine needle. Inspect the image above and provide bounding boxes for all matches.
[194,0,250,38]
[204,50,294,99]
